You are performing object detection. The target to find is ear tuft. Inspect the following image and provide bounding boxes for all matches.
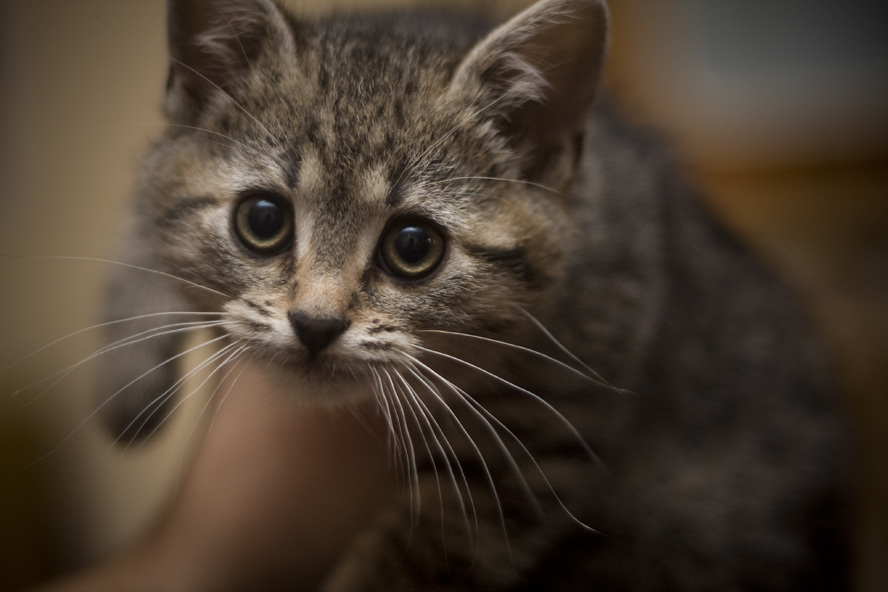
[450,0,609,183]
[165,0,291,122]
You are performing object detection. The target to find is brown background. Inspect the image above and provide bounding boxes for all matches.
[0,1,885,590]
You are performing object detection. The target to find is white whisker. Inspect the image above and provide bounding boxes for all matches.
[370,367,402,468]
[407,354,541,516]
[169,56,277,142]
[21,333,229,470]
[114,338,240,447]
[394,92,517,191]
[168,123,257,152]
[0,254,232,299]
[203,356,250,443]
[0,311,223,376]
[400,356,512,556]
[389,370,447,539]
[381,367,421,525]
[425,175,566,199]
[417,328,616,390]
[414,345,607,474]
[398,364,479,548]
[11,321,231,410]
[516,307,627,393]
[409,349,605,533]
[174,349,247,493]
[138,340,248,445]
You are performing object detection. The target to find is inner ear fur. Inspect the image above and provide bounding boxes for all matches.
[450,0,609,182]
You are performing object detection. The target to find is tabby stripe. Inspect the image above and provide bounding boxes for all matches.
[467,244,537,285]
[161,196,220,225]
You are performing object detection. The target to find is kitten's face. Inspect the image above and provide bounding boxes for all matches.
[142,15,574,404]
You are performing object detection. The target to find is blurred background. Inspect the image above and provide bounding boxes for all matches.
[0,0,885,590]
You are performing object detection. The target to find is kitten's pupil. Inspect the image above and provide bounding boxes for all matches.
[379,220,445,279]
[395,226,431,264]
[248,199,284,239]
[234,195,293,254]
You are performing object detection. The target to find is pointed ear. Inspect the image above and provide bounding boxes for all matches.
[165,0,293,122]
[449,0,608,183]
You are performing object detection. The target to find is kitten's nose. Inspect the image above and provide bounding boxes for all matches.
[288,310,349,357]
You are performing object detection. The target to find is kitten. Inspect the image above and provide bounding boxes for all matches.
[97,0,849,589]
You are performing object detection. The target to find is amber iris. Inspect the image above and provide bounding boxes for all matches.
[234,195,293,255]
[379,220,444,279]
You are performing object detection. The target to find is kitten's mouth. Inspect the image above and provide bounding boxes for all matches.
[259,350,379,405]
[281,349,353,375]
[275,345,375,377]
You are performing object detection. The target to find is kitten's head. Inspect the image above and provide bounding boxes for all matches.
[142,0,608,403]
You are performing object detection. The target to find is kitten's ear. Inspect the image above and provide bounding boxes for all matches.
[165,0,293,122]
[450,0,608,183]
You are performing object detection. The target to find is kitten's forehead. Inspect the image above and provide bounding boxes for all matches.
[248,17,479,193]
[259,71,479,228]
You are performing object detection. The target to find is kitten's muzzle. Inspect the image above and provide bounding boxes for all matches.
[288,311,349,358]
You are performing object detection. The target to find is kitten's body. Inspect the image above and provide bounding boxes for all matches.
[97,0,848,589]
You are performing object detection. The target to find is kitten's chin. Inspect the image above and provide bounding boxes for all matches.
[259,357,377,406]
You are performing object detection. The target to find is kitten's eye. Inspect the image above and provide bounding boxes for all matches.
[234,194,293,255]
[378,220,445,280]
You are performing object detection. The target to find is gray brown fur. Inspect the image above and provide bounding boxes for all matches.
[99,0,849,589]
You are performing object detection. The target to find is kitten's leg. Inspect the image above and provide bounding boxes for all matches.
[96,247,196,442]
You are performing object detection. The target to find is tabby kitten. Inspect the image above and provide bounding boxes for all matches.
[98,0,848,589]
